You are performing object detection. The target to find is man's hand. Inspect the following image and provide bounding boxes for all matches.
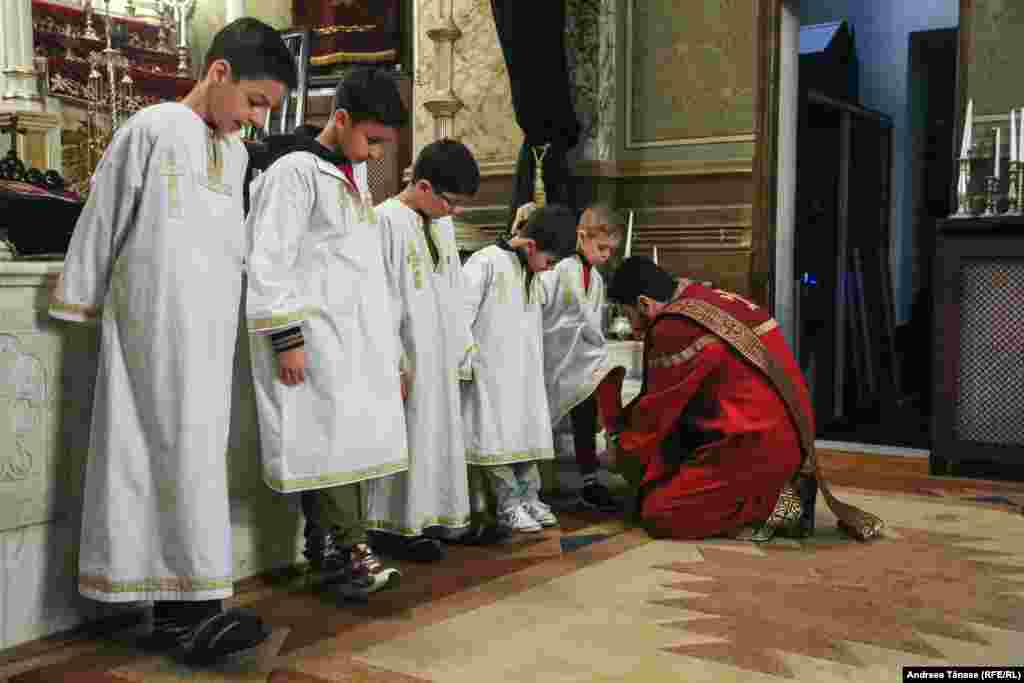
[277,347,306,385]
[400,371,410,401]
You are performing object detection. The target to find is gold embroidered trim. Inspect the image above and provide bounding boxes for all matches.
[247,307,317,333]
[49,300,100,322]
[648,334,720,369]
[408,241,424,290]
[313,24,376,36]
[672,298,885,541]
[465,447,555,466]
[648,320,776,369]
[265,458,409,493]
[79,574,234,595]
[207,130,223,184]
[159,147,186,219]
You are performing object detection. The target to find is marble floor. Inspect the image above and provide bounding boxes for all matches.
[2,454,1023,682]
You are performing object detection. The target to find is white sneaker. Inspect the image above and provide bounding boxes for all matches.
[498,504,542,533]
[523,500,558,527]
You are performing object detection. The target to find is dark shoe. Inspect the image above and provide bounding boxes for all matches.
[149,608,271,667]
[334,543,401,600]
[369,531,446,562]
[580,483,620,512]
[303,528,349,579]
[444,522,513,546]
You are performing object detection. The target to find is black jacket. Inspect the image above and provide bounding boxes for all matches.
[242,125,348,215]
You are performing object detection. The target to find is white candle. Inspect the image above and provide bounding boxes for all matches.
[1019,109,1023,164]
[624,210,634,258]
[995,127,1001,178]
[961,99,974,158]
[1012,110,1018,164]
[652,245,659,265]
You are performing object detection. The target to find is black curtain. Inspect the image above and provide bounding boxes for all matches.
[490,0,580,231]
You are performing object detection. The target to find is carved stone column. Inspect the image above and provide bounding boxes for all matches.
[422,0,463,140]
[0,1,61,172]
[225,0,246,23]
[1,0,42,108]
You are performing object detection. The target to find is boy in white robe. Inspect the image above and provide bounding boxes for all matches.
[48,19,295,665]
[462,205,577,532]
[245,67,409,598]
[540,204,623,511]
[363,138,498,561]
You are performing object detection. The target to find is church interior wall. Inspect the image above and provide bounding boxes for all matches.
[578,0,764,299]
[799,0,959,326]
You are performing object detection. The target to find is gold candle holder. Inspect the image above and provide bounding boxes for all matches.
[952,156,973,218]
[1018,161,1024,215]
[1009,161,1021,215]
[531,144,549,207]
[982,176,998,217]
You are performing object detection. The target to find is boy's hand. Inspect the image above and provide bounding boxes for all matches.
[278,347,306,385]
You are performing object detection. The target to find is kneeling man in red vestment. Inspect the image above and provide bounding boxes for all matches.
[596,257,815,541]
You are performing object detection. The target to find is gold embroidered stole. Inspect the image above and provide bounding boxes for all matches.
[672,297,885,541]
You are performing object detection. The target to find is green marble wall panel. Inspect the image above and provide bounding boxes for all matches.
[968,0,1024,116]
[624,0,757,150]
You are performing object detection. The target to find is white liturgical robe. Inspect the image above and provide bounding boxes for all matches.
[245,152,408,492]
[539,255,614,427]
[364,199,475,536]
[461,245,554,465]
[50,103,248,602]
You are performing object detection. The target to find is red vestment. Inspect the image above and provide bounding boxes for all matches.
[599,281,812,540]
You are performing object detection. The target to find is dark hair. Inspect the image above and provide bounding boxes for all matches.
[607,256,677,305]
[520,204,577,258]
[412,138,480,196]
[204,18,298,89]
[333,67,409,128]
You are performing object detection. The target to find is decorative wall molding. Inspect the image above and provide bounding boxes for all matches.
[574,158,754,178]
[624,0,757,149]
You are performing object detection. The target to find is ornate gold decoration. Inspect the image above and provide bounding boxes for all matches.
[312,24,376,36]
[531,144,549,207]
[407,242,424,290]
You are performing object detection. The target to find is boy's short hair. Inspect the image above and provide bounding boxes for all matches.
[412,138,480,196]
[204,18,298,89]
[607,256,677,305]
[333,67,409,128]
[579,203,623,241]
[520,204,577,258]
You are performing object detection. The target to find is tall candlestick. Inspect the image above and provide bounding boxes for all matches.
[995,127,1001,179]
[624,210,634,258]
[652,245,659,265]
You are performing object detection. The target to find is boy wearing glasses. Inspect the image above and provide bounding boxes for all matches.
[363,139,508,560]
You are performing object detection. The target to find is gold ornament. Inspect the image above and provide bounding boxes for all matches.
[531,144,549,207]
